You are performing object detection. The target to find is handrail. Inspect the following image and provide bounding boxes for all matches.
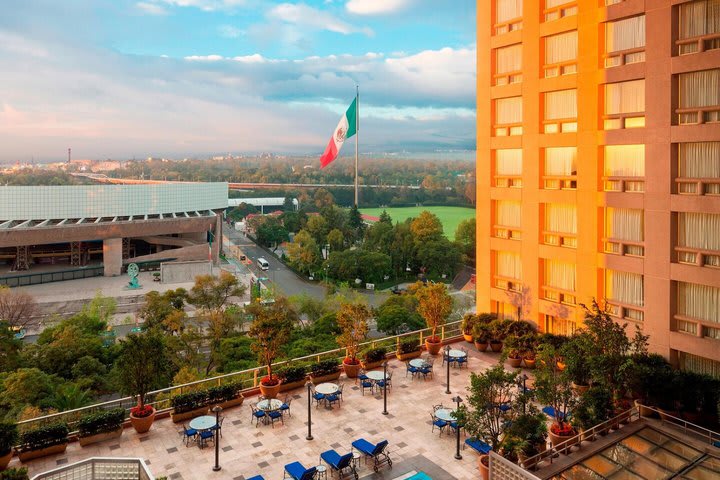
[493,275,522,293]
[675,177,720,195]
[604,46,645,67]
[494,122,523,136]
[603,237,645,257]
[31,457,154,480]
[674,313,719,338]
[542,1,577,19]
[16,320,464,433]
[543,60,577,78]
[542,230,577,248]
[542,285,577,306]
[677,33,720,54]
[606,300,644,322]
[603,176,645,192]
[603,111,645,129]
[676,105,720,125]
[493,224,522,239]
[494,175,523,188]
[634,404,720,446]
[675,245,720,267]
[493,17,523,35]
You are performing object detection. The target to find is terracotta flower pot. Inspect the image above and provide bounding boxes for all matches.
[548,425,576,454]
[259,380,282,399]
[490,341,503,352]
[130,407,156,434]
[463,333,474,342]
[343,359,361,378]
[425,338,443,355]
[0,450,12,471]
[507,357,522,368]
[474,341,489,352]
[571,382,590,396]
[523,357,536,369]
[478,454,490,480]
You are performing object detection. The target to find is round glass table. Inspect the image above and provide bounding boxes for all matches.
[409,358,429,368]
[448,349,467,359]
[315,465,327,479]
[365,371,388,381]
[434,408,456,422]
[189,415,217,431]
[315,383,339,395]
[257,399,283,411]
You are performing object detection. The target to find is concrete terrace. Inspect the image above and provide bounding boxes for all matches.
[10,347,517,480]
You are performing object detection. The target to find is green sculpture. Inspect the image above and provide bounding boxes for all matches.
[127,263,141,290]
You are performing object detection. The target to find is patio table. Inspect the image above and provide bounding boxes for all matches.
[447,349,467,359]
[365,371,388,381]
[315,383,340,395]
[257,399,283,411]
[189,415,217,432]
[409,358,429,368]
[434,408,456,422]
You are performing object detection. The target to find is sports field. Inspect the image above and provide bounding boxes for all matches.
[361,206,475,238]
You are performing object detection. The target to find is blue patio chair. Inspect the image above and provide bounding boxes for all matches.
[326,392,341,408]
[456,356,468,368]
[283,461,317,480]
[209,415,224,438]
[376,372,392,390]
[358,369,369,383]
[420,366,433,380]
[268,409,284,428]
[337,383,345,402]
[246,476,265,480]
[431,413,448,435]
[280,396,292,417]
[498,403,511,413]
[713,440,720,448]
[251,404,266,427]
[405,361,418,378]
[542,406,570,422]
[360,378,374,395]
[198,429,215,448]
[312,388,326,408]
[320,449,358,480]
[464,438,492,454]
[179,424,197,447]
[351,438,392,473]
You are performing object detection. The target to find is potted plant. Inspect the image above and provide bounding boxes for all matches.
[461,313,480,342]
[560,334,592,396]
[396,338,422,361]
[277,364,309,392]
[0,422,17,470]
[502,335,523,368]
[247,298,295,399]
[521,334,538,369]
[361,347,388,370]
[534,344,577,452]
[0,467,28,479]
[572,386,613,440]
[505,410,548,469]
[488,319,511,352]
[472,323,491,352]
[77,408,125,447]
[308,359,342,384]
[116,331,171,434]
[16,423,69,462]
[336,302,370,378]
[414,282,452,355]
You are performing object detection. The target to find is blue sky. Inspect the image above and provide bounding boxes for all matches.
[0,0,476,162]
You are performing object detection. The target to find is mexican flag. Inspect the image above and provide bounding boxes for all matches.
[320,97,357,168]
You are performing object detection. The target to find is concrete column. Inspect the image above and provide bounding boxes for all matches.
[103,238,123,276]
[211,213,222,266]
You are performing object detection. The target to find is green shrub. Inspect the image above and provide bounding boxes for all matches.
[207,382,242,405]
[310,359,340,377]
[0,467,29,480]
[77,409,125,438]
[276,364,308,384]
[362,347,387,363]
[17,423,69,453]
[398,338,420,354]
[171,381,243,414]
[0,422,18,455]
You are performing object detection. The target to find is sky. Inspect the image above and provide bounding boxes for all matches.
[0,0,476,163]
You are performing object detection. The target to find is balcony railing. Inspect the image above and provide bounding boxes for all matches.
[543,175,577,190]
[675,313,720,340]
[542,117,577,134]
[603,176,644,192]
[677,33,720,55]
[607,300,644,322]
[493,224,522,240]
[494,175,523,188]
[604,238,645,257]
[494,275,522,292]
[604,47,646,68]
[15,320,463,434]
[677,105,720,125]
[494,122,523,136]
[603,112,645,129]
[675,177,720,195]
[494,17,523,36]
[494,70,523,86]
[31,458,154,480]
[543,60,577,78]
[542,286,577,306]
[675,246,720,267]
[542,231,577,248]
[543,1,578,22]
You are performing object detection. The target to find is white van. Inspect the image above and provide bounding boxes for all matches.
[257,258,270,271]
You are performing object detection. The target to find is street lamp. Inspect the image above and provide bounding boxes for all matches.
[305,381,314,440]
[519,373,529,414]
[452,396,463,460]
[382,361,389,415]
[212,405,222,472]
[445,345,452,394]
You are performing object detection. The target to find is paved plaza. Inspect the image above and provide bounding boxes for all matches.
[12,346,518,480]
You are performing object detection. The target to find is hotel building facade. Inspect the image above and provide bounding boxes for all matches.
[476,0,720,374]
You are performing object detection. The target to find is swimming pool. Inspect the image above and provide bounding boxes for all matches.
[395,472,432,480]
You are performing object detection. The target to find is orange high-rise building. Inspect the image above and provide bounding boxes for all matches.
[477,0,720,375]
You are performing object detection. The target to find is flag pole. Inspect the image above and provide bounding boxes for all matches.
[354,85,359,208]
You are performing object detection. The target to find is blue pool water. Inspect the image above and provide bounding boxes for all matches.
[406,473,432,480]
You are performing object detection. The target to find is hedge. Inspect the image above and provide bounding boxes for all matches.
[171,382,242,414]
[310,359,341,377]
[362,347,387,363]
[276,364,308,384]
[17,423,69,453]
[77,409,125,438]
[0,468,29,480]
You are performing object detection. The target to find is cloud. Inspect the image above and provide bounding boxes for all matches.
[218,24,244,38]
[346,0,411,15]
[152,0,249,11]
[269,3,373,36]
[136,2,168,15]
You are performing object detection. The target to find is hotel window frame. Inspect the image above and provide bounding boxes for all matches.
[677,0,720,56]
[494,149,523,188]
[494,200,523,240]
[603,144,645,192]
[543,89,578,134]
[676,142,720,195]
[543,203,577,248]
[605,269,644,322]
[676,212,720,267]
[543,259,577,306]
[604,15,646,68]
[543,147,577,190]
[544,314,577,336]
[604,207,645,257]
[675,281,720,340]
[495,0,523,35]
[677,69,720,125]
[543,0,578,22]
[603,79,646,130]
[494,251,523,292]
[494,96,523,136]
[494,43,523,86]
[543,30,578,78]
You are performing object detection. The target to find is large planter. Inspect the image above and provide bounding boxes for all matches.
[0,450,12,471]
[463,333,474,342]
[280,379,307,393]
[396,350,422,361]
[425,339,443,355]
[507,357,522,368]
[571,382,590,397]
[361,360,385,370]
[260,381,282,399]
[490,341,503,352]
[18,443,67,463]
[343,360,361,379]
[523,357,536,369]
[548,427,577,454]
[130,407,156,434]
[79,427,123,447]
[309,371,342,385]
[474,341,489,352]
[518,445,545,471]
[478,455,489,480]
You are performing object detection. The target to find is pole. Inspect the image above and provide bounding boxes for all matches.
[354,85,359,208]
[453,396,463,460]
[445,345,451,394]
[212,406,222,471]
[306,381,314,440]
[382,361,388,415]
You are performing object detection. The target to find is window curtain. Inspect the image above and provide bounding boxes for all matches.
[545,260,576,291]
[679,69,720,108]
[546,316,577,336]
[497,0,523,23]
[545,89,577,120]
[604,145,645,176]
[496,149,523,175]
[679,352,720,378]
[545,204,577,234]
[496,97,523,124]
[606,270,644,306]
[679,142,720,193]
[678,212,720,252]
[496,44,522,74]
[545,31,578,64]
[605,80,645,115]
[497,252,522,280]
[679,0,720,39]
[606,16,646,52]
[546,0,572,7]
[545,147,577,176]
[678,282,720,324]
[607,208,644,242]
[497,201,521,227]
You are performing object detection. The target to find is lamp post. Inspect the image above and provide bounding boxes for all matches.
[382,361,389,415]
[520,373,529,414]
[212,405,222,472]
[452,396,463,460]
[305,381,314,440]
[445,345,452,394]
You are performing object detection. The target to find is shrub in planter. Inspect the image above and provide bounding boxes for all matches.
[0,422,18,470]
[505,411,547,456]
[277,364,309,389]
[472,323,491,352]
[396,338,422,360]
[77,409,125,446]
[502,334,523,368]
[560,333,593,393]
[571,386,613,437]
[488,319,512,352]
[172,390,209,415]
[310,359,341,378]
[461,313,480,341]
[16,423,68,462]
[362,347,387,364]
[336,302,370,378]
[171,381,243,418]
[534,344,576,450]
[0,468,29,480]
[414,282,452,354]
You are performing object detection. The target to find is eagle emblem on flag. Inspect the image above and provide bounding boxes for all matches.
[335,127,346,143]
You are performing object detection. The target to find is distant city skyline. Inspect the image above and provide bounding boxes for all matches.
[0,0,476,163]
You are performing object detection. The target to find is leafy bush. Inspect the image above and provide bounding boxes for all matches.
[17,423,69,453]
[207,383,242,405]
[362,347,387,364]
[309,359,340,377]
[276,364,308,384]
[397,339,420,354]
[0,468,29,480]
[77,409,125,437]
[0,422,18,455]
[171,382,242,414]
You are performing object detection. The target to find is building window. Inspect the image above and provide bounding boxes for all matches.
[604,145,645,192]
[545,315,577,336]
[677,212,720,267]
[606,270,644,321]
[544,0,577,22]
[605,0,625,5]
[544,147,577,190]
[495,44,522,86]
[544,89,577,133]
[494,96,523,136]
[544,204,577,248]
[677,282,720,339]
[678,0,720,55]
[495,149,523,187]
[494,200,522,240]
[496,0,523,35]
[677,142,720,194]
[678,69,720,125]
[679,352,720,377]
[495,251,522,291]
[604,80,645,129]
[544,260,577,305]
[544,30,578,77]
[605,16,646,67]
[496,302,518,321]
[605,208,644,256]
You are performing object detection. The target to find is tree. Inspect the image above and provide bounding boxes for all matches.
[0,322,22,373]
[227,203,257,220]
[416,237,461,278]
[280,211,304,233]
[287,230,321,275]
[313,188,335,209]
[379,210,392,225]
[375,304,424,335]
[283,196,295,212]
[534,343,576,434]
[0,368,57,418]
[336,303,370,364]
[364,221,394,253]
[410,211,444,243]
[138,289,187,331]
[413,282,452,341]
[188,271,246,312]
[247,297,296,384]
[327,228,345,252]
[455,217,476,262]
[348,205,365,241]
[256,217,289,250]
[0,286,38,331]
[115,331,172,411]
[289,293,329,324]
[390,222,416,276]
[305,215,329,245]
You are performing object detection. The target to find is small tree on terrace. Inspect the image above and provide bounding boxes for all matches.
[413,281,452,342]
[247,297,295,385]
[336,303,370,365]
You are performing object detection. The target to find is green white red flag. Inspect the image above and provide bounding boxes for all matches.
[320,97,357,168]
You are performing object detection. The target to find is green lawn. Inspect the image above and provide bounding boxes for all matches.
[361,206,476,239]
